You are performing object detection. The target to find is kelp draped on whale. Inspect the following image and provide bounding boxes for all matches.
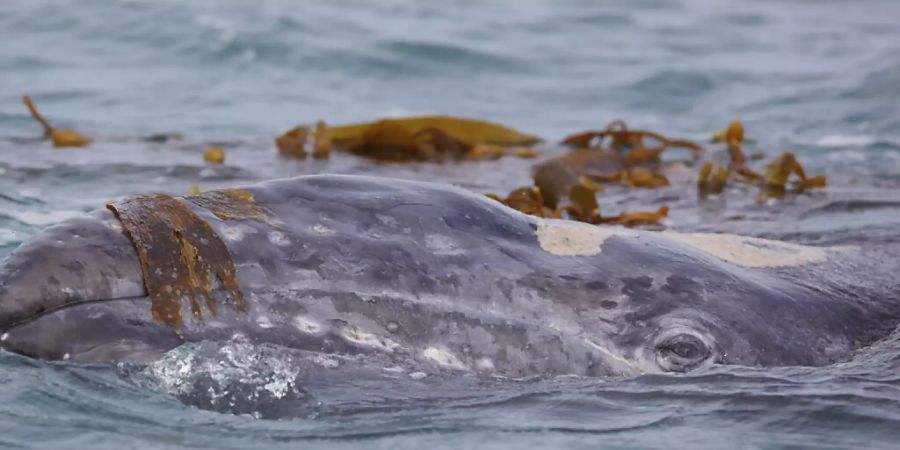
[0,175,898,376]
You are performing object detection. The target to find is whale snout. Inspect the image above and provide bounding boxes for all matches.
[0,209,148,356]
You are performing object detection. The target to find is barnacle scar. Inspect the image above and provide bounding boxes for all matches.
[535,219,635,256]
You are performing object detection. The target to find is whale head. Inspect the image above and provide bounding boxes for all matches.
[0,209,180,363]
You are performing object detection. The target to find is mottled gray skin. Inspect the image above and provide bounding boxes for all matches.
[0,175,898,376]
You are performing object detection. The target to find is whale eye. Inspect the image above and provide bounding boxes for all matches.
[656,333,710,372]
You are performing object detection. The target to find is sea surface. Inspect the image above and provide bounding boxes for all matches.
[2,0,900,448]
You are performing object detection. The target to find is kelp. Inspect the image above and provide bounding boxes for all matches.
[188,188,272,222]
[599,206,669,227]
[313,120,332,160]
[22,95,92,148]
[759,151,827,199]
[275,120,333,160]
[511,120,686,229]
[144,133,184,143]
[275,125,310,159]
[107,194,245,331]
[697,161,730,194]
[469,144,539,160]
[204,146,225,164]
[15,89,833,232]
[489,163,669,228]
[542,120,695,193]
[697,120,826,199]
[278,115,541,162]
[562,120,704,160]
[624,167,669,188]
[330,115,541,146]
[488,186,555,218]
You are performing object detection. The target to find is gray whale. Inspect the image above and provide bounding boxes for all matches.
[0,175,898,376]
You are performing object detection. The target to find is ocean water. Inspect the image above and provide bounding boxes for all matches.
[2,0,900,448]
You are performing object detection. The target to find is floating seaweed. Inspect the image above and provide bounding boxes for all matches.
[188,188,271,222]
[562,120,704,160]
[312,120,332,160]
[542,120,700,194]
[759,151,828,199]
[277,115,541,162]
[13,89,831,230]
[600,206,669,227]
[144,132,184,143]
[204,147,225,164]
[275,125,310,159]
[22,94,92,148]
[698,120,826,199]
[487,183,669,228]
[697,161,731,194]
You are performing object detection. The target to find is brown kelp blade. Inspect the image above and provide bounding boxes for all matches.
[329,115,541,147]
[276,125,310,159]
[107,194,245,331]
[313,120,332,160]
[271,115,542,162]
[601,206,669,227]
[22,94,92,147]
[697,161,730,194]
[204,147,225,164]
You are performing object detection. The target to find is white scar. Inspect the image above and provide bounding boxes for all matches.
[534,217,833,268]
[535,219,635,256]
[660,232,831,268]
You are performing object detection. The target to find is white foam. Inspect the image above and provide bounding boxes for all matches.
[816,134,875,147]
[7,210,82,226]
[423,346,467,370]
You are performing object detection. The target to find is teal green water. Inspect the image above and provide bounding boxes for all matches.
[2,0,900,448]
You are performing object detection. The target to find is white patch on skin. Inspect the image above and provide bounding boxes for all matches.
[409,371,427,379]
[1,333,7,342]
[341,325,400,353]
[219,224,244,242]
[534,218,831,268]
[424,234,466,256]
[268,231,289,246]
[312,354,340,369]
[109,278,142,299]
[375,214,399,228]
[256,315,274,329]
[660,231,830,268]
[104,220,123,232]
[475,357,495,371]
[423,346,467,370]
[312,224,335,236]
[294,316,323,334]
[582,337,644,375]
[535,219,636,256]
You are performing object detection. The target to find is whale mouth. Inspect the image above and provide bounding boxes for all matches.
[0,295,145,335]
[0,295,180,363]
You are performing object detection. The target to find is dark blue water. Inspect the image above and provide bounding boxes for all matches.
[2,0,900,448]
